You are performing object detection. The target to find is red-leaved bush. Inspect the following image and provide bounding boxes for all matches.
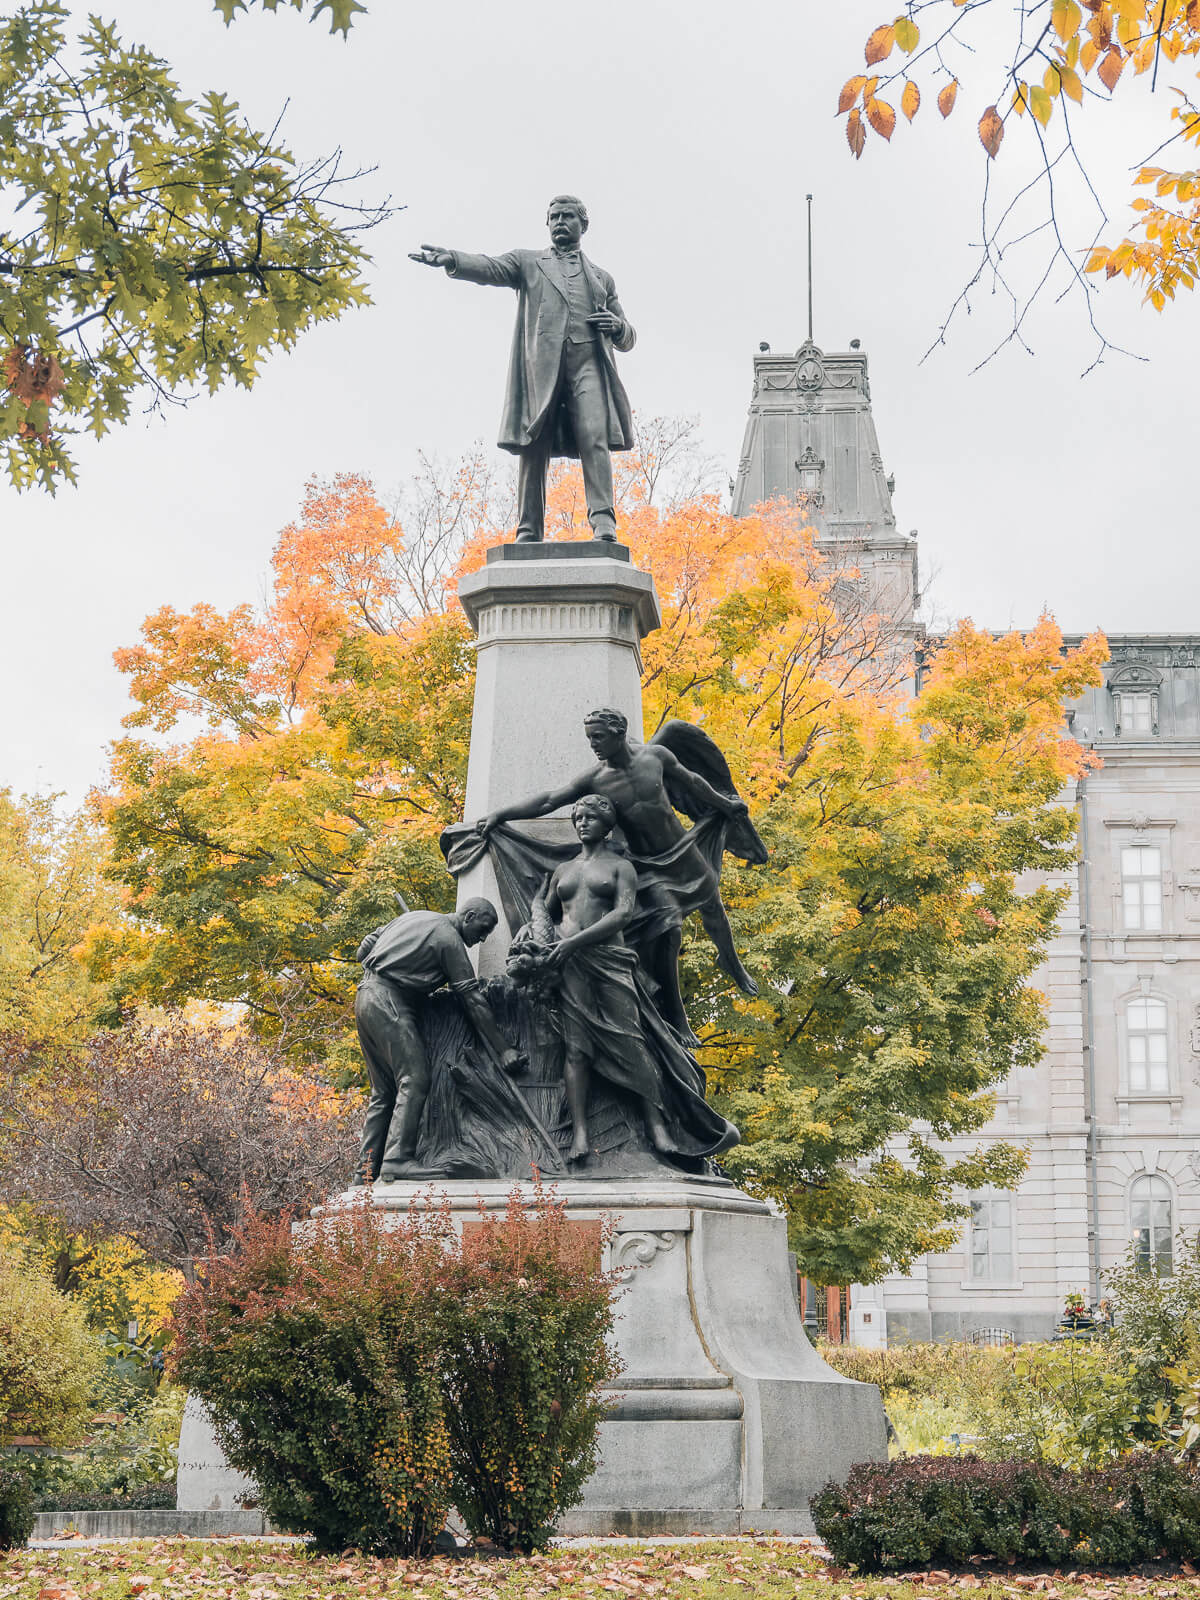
[171,1182,619,1554]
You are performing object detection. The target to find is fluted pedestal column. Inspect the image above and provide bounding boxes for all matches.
[455,542,661,972]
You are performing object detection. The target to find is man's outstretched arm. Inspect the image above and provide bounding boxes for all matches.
[409,244,523,289]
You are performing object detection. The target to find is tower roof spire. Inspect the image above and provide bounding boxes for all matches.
[730,336,896,537]
[806,194,814,345]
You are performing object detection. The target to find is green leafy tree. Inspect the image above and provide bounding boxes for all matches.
[1,2,386,490]
[701,618,1108,1284]
[0,790,116,1046]
[0,1250,101,1445]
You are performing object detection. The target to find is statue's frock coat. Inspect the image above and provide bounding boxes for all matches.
[447,247,636,458]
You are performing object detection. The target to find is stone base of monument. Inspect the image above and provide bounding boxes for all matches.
[382,1177,881,1535]
[177,1176,886,1536]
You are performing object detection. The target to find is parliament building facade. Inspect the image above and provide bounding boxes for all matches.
[730,338,1200,1345]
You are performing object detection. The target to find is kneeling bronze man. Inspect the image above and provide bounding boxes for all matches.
[354,897,523,1182]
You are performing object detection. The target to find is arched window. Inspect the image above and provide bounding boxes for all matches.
[1131,1175,1173,1276]
[1126,997,1169,1092]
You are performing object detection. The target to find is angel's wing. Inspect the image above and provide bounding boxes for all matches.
[648,719,768,865]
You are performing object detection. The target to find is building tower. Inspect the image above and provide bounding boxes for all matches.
[730,337,919,633]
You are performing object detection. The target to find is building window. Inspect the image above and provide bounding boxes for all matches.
[969,1192,1015,1282]
[1121,844,1163,930]
[1126,997,1169,1092]
[1131,1175,1173,1275]
[1125,693,1154,732]
[1114,689,1159,736]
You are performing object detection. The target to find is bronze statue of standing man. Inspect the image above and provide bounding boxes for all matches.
[410,196,637,543]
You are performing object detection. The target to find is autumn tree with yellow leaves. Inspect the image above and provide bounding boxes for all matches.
[0,790,117,1047]
[85,439,1107,1282]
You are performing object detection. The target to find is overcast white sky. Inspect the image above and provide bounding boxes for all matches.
[2,1,1195,804]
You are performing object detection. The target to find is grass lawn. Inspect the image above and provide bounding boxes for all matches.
[2,1539,1198,1600]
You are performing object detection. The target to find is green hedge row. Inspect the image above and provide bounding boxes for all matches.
[811,1453,1200,1571]
[0,1463,34,1551]
[32,1481,176,1513]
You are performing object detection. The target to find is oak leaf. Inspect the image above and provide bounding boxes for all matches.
[978,104,1005,155]
[901,79,921,120]
[938,78,959,116]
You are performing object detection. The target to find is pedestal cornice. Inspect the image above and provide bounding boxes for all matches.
[458,552,661,647]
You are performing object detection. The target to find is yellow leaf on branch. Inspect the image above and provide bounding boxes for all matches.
[1051,0,1083,41]
[865,22,896,64]
[1028,84,1054,125]
[866,96,898,140]
[839,74,867,113]
[979,103,1005,154]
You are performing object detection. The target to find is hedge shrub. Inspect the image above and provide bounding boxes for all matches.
[0,1254,102,1447]
[439,1193,619,1553]
[172,1197,451,1556]
[0,1459,34,1550]
[811,1453,1200,1572]
[172,1187,618,1555]
[32,1481,175,1513]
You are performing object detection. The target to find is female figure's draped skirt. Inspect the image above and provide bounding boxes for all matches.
[558,943,738,1160]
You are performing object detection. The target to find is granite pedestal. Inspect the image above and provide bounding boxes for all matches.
[455,543,660,975]
[177,1176,886,1533]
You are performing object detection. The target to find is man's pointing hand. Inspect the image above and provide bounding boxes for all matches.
[409,244,454,268]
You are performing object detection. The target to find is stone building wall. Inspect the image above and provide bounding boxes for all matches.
[872,640,1200,1345]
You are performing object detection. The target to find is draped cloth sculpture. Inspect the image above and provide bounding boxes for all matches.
[463,712,767,1046]
[353,714,763,1182]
